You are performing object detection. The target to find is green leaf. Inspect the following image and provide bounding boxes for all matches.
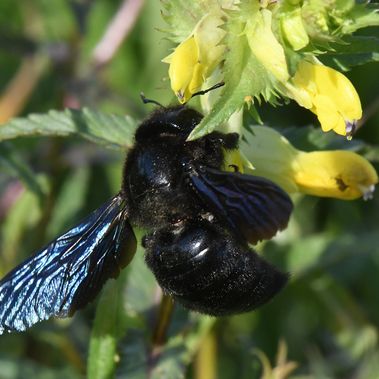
[361,144,379,162]
[161,0,220,43]
[89,239,154,379]
[46,168,90,239]
[189,17,275,140]
[286,235,333,274]
[355,351,379,379]
[34,0,75,40]
[149,317,215,379]
[0,108,138,150]
[87,273,130,379]
[340,3,379,34]
[0,143,47,201]
[0,357,81,379]
[88,241,218,379]
[0,181,46,275]
[321,36,379,71]
[288,231,379,278]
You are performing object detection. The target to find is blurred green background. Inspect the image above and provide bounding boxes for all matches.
[0,1,378,378]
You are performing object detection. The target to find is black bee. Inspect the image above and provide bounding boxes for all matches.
[0,104,293,334]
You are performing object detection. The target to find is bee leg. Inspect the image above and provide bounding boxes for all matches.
[228,164,239,172]
[220,132,239,150]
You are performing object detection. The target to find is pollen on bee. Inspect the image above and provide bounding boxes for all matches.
[201,212,215,222]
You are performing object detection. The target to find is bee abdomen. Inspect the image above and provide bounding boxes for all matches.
[144,219,288,316]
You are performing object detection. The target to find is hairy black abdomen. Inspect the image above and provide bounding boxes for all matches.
[144,219,288,316]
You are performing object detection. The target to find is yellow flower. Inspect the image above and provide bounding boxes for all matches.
[286,61,362,137]
[164,37,203,103]
[240,126,378,200]
[163,14,225,103]
[293,150,377,200]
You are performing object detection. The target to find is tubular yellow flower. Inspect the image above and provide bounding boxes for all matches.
[286,61,362,137]
[240,126,378,200]
[164,37,203,103]
[293,150,378,200]
[163,14,225,103]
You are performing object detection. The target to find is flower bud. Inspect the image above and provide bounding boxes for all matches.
[280,5,309,51]
[246,9,290,82]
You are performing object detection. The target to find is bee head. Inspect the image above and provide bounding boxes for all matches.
[135,106,203,142]
[136,82,224,143]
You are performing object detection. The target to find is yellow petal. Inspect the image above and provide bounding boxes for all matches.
[188,62,206,95]
[285,83,313,109]
[167,36,199,103]
[312,63,362,121]
[164,13,225,104]
[288,61,362,136]
[312,94,345,133]
[291,60,318,95]
[293,150,378,200]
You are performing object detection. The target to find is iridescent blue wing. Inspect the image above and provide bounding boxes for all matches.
[189,166,293,244]
[0,194,136,334]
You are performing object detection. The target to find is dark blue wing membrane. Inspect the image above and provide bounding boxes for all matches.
[189,166,293,244]
[0,194,136,334]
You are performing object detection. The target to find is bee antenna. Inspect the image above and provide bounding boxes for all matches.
[140,93,165,108]
[191,82,225,99]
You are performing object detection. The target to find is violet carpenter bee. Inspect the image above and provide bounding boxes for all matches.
[0,104,293,334]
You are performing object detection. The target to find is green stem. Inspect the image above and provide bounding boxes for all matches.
[152,293,174,347]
